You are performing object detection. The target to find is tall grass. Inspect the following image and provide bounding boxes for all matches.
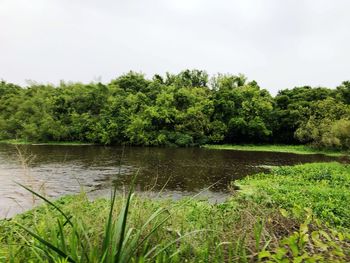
[12,174,190,262]
[2,186,278,262]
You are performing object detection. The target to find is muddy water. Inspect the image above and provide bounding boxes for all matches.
[0,144,344,218]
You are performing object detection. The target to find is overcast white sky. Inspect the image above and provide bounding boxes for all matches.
[0,0,349,94]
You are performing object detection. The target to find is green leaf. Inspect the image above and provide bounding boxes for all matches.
[258,250,271,259]
[15,223,76,263]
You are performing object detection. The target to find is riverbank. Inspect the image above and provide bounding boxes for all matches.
[1,140,348,157]
[203,144,348,157]
[0,139,95,146]
[1,162,349,262]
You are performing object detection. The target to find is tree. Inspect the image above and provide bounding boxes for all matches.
[212,82,273,143]
[336,81,350,104]
[295,98,350,149]
[0,72,348,149]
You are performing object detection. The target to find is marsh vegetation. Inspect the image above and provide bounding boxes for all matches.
[1,163,349,262]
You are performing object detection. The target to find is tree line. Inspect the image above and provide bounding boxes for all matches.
[1,70,349,149]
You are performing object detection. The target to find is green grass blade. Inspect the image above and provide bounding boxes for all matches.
[113,191,134,262]
[121,211,170,263]
[102,185,118,261]
[133,209,171,249]
[114,172,138,263]
[57,219,67,254]
[15,223,76,263]
[15,182,72,225]
[254,219,263,251]
[146,230,208,259]
[16,182,90,262]
[102,146,126,261]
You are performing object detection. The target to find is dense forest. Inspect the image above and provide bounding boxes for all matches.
[1,70,349,149]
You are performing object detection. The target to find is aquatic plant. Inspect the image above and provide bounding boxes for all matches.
[238,162,350,228]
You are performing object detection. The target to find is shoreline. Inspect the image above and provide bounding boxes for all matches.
[0,139,95,146]
[1,140,348,157]
[203,144,348,157]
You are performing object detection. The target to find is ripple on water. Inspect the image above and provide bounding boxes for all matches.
[0,144,344,218]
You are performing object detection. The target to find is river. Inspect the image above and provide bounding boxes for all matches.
[0,144,344,218]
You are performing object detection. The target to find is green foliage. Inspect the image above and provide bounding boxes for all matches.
[239,163,350,227]
[272,86,338,144]
[1,72,349,149]
[260,209,350,262]
[336,81,350,104]
[295,98,350,150]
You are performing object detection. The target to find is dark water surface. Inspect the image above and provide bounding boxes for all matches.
[0,144,345,218]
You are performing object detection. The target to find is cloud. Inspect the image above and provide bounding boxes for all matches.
[0,0,349,94]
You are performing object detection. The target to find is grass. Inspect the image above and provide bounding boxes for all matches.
[0,139,31,145]
[203,144,348,157]
[0,139,94,146]
[1,162,350,262]
[1,192,281,262]
[237,162,350,228]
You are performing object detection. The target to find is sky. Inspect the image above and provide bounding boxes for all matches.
[0,0,349,94]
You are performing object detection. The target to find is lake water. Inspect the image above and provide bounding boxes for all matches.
[0,144,345,218]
